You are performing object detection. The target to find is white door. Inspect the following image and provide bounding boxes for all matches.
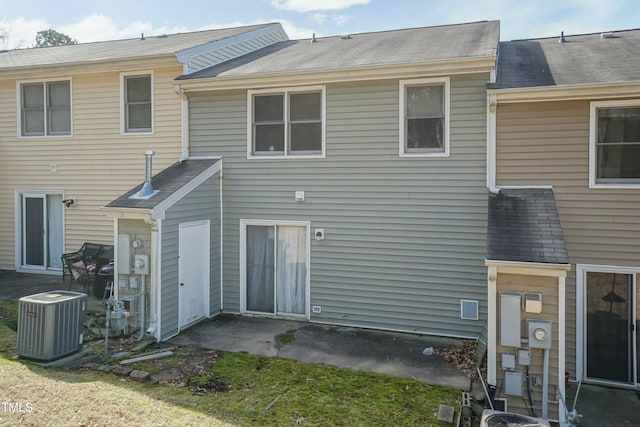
[21,193,63,271]
[178,221,210,329]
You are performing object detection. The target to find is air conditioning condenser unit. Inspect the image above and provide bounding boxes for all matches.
[17,291,87,361]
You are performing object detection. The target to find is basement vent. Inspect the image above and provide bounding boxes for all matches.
[460,299,479,320]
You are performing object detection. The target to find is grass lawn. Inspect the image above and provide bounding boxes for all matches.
[0,300,460,426]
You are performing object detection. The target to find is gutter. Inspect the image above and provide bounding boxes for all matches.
[488,80,640,103]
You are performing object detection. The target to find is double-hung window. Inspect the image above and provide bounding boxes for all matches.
[122,73,153,133]
[590,100,640,187]
[20,80,71,136]
[249,86,325,158]
[399,77,449,157]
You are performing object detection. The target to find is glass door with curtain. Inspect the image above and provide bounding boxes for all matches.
[245,224,307,317]
[21,193,63,270]
[585,271,636,385]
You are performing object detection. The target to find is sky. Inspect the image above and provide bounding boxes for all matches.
[1,0,638,49]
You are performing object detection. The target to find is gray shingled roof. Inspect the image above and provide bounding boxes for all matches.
[492,28,640,89]
[486,188,569,265]
[105,158,219,210]
[177,20,499,80]
[0,24,273,69]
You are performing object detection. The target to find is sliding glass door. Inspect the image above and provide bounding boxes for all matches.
[21,193,63,270]
[584,270,637,385]
[244,222,308,317]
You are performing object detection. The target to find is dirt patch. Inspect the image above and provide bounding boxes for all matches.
[78,343,231,395]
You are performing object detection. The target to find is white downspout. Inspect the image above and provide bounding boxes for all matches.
[487,265,498,385]
[175,85,189,161]
[487,94,497,189]
[144,216,159,339]
[558,273,567,423]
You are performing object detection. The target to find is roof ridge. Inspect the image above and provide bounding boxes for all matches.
[504,26,640,43]
[297,20,498,42]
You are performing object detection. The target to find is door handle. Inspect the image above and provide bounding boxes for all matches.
[180,282,185,287]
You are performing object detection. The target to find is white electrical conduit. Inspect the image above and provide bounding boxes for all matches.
[542,348,550,419]
[138,275,146,340]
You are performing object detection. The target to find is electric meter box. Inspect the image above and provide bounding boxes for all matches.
[527,319,552,349]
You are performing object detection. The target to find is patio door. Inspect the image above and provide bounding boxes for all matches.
[242,221,309,319]
[583,269,638,386]
[20,193,63,271]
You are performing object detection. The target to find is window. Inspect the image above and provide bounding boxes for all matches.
[399,77,449,157]
[20,80,71,136]
[590,100,640,187]
[460,299,479,320]
[248,86,325,158]
[122,73,152,133]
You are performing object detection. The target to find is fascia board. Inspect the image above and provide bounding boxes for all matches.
[485,259,571,277]
[489,81,640,103]
[0,55,179,79]
[175,56,496,92]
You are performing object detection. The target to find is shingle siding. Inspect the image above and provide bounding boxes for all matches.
[189,73,489,338]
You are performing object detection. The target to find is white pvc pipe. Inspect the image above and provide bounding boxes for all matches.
[138,275,145,340]
[542,348,550,419]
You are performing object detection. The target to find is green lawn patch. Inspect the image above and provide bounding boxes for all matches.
[0,299,460,426]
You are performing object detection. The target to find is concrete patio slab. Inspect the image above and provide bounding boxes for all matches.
[169,314,471,390]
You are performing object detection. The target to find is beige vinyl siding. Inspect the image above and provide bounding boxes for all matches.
[189,73,489,338]
[160,175,221,340]
[0,65,184,269]
[496,273,560,421]
[495,100,640,377]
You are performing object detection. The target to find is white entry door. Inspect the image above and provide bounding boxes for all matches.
[178,220,210,329]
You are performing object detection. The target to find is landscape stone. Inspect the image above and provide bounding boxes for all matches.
[129,370,151,382]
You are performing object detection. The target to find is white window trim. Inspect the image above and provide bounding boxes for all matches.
[575,263,639,385]
[239,219,311,320]
[120,71,154,135]
[460,299,479,320]
[246,85,326,159]
[399,77,450,158]
[589,99,640,189]
[16,77,73,138]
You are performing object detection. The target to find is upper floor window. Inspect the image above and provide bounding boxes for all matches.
[20,80,71,136]
[399,77,449,157]
[590,100,640,187]
[248,86,325,158]
[122,73,153,133]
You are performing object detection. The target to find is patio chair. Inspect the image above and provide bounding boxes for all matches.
[61,242,104,293]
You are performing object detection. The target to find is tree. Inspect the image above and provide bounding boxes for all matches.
[0,19,10,49]
[34,29,77,48]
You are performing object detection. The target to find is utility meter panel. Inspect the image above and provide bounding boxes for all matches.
[134,254,150,275]
[527,319,552,349]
